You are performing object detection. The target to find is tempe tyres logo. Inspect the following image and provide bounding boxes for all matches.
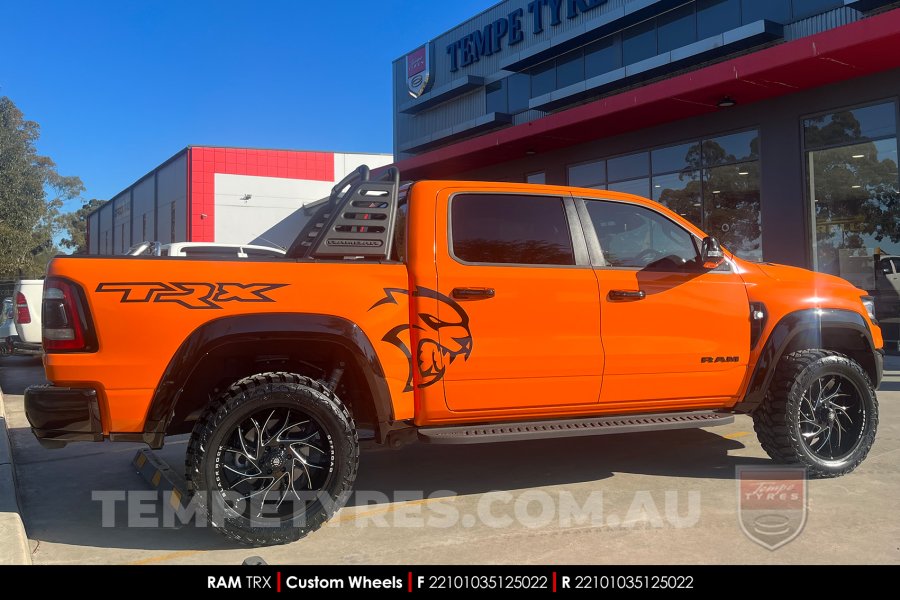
[736,466,807,550]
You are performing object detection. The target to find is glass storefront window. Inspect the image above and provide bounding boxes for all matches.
[657,3,697,54]
[557,50,584,89]
[531,61,556,98]
[804,102,897,149]
[567,130,761,261]
[526,171,546,184]
[652,142,701,174]
[742,0,791,24]
[485,80,507,114]
[702,130,759,166]
[584,36,621,79]
[608,178,650,198]
[622,20,656,66]
[608,152,649,182]
[809,136,900,293]
[508,73,530,113]
[653,170,702,226]
[568,159,606,188]
[697,0,741,40]
[704,161,762,261]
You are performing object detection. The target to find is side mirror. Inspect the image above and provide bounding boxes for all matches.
[701,236,725,269]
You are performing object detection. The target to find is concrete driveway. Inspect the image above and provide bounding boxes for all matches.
[2,354,898,565]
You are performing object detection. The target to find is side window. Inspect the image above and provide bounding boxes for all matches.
[889,258,900,274]
[451,194,575,265]
[584,200,699,269]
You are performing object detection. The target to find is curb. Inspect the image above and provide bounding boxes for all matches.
[0,385,32,565]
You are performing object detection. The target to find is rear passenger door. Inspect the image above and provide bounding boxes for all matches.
[434,189,604,413]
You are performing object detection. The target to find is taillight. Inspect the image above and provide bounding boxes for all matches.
[42,278,97,352]
[15,291,31,324]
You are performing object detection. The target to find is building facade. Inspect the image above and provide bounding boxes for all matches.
[393,0,900,347]
[86,147,392,255]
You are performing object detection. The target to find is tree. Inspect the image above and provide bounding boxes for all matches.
[59,198,105,253]
[0,96,84,279]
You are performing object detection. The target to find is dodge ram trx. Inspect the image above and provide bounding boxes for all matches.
[25,166,884,545]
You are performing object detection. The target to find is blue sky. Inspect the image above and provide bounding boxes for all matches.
[0,0,489,211]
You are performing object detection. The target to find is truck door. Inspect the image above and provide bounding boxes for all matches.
[577,197,750,407]
[431,188,604,414]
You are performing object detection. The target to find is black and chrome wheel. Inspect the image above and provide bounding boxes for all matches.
[187,372,358,546]
[753,350,878,478]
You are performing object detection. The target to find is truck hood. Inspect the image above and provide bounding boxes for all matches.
[755,262,864,294]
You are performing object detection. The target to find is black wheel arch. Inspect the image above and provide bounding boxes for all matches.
[735,308,882,413]
[141,313,396,447]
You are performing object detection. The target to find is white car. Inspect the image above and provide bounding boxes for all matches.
[13,279,44,355]
[128,241,285,258]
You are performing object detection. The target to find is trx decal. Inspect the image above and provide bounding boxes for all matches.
[96,282,288,310]
[369,286,473,392]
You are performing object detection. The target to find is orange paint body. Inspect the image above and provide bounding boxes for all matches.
[42,181,883,436]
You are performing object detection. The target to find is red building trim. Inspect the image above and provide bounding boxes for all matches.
[394,8,900,179]
[186,147,335,242]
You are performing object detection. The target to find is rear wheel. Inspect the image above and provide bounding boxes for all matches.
[753,350,878,478]
[186,372,358,546]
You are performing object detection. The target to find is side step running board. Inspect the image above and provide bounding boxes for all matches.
[418,410,734,445]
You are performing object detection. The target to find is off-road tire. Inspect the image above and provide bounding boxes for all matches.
[186,372,358,546]
[753,350,878,478]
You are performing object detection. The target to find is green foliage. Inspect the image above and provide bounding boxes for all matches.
[59,198,105,253]
[0,96,84,279]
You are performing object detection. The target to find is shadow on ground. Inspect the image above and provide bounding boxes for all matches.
[9,420,766,552]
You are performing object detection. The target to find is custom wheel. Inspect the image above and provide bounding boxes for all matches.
[187,372,358,546]
[753,350,878,478]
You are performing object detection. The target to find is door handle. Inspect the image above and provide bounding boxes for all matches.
[452,287,496,300]
[608,289,646,301]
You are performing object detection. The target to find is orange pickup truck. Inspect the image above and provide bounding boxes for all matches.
[26,166,884,545]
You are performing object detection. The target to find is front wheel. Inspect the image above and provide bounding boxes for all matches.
[753,350,878,478]
[186,372,358,546]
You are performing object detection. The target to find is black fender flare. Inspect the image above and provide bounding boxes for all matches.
[141,313,395,445]
[735,308,881,413]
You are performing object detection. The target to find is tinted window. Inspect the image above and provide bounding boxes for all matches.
[804,102,897,149]
[653,170,702,225]
[697,0,740,39]
[557,50,584,89]
[652,142,700,174]
[702,130,759,165]
[623,20,656,65]
[485,80,507,114]
[585,201,699,269]
[451,194,575,265]
[584,36,620,79]
[508,73,530,113]
[568,159,606,187]
[608,152,649,181]
[526,172,546,184]
[608,177,650,198]
[657,3,697,53]
[531,62,556,97]
[742,0,791,24]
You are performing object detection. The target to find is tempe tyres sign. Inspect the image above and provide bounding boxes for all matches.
[446,0,609,72]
